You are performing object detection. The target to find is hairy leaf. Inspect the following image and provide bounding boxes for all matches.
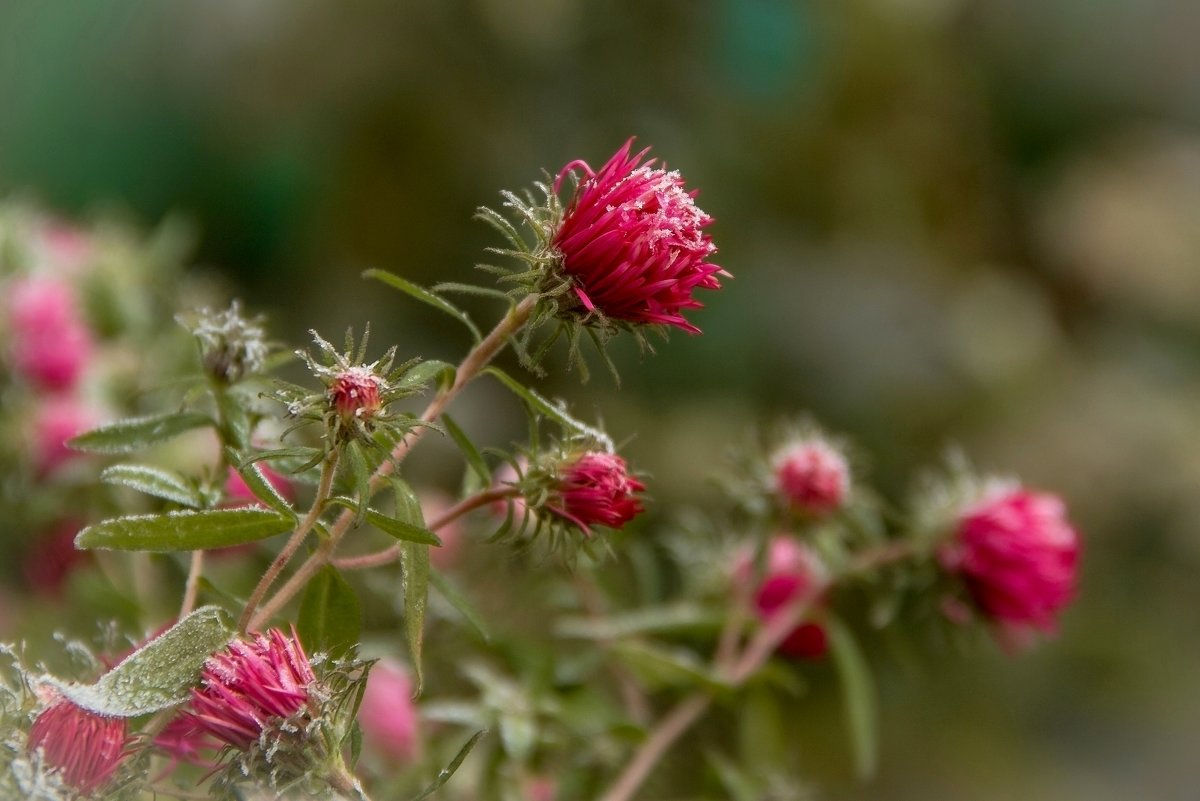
[408,730,487,801]
[100,464,202,508]
[298,566,362,658]
[76,508,294,552]
[363,268,482,342]
[52,606,233,716]
[68,411,212,454]
[401,542,430,692]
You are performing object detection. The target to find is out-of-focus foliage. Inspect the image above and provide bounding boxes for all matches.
[1,1,1199,798]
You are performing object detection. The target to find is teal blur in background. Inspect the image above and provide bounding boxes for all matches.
[3,1,1200,798]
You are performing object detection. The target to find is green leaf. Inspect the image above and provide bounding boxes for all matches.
[408,730,486,801]
[100,464,202,508]
[53,606,233,717]
[76,508,294,552]
[226,450,296,518]
[611,641,723,692]
[242,446,326,475]
[555,603,722,641]
[68,411,213,454]
[363,268,481,342]
[215,387,251,450]
[297,565,362,658]
[391,477,424,526]
[442,414,490,485]
[484,367,612,448]
[398,359,456,393]
[367,510,442,545]
[828,615,879,780]
[430,570,490,642]
[345,440,372,527]
[401,541,430,692]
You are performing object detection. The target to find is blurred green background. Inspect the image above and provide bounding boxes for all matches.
[3,1,1199,798]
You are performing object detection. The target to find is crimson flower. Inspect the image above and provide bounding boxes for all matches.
[185,628,315,751]
[772,439,850,516]
[329,367,383,422]
[28,699,129,795]
[552,139,723,333]
[546,451,645,535]
[939,487,1080,637]
[734,537,829,660]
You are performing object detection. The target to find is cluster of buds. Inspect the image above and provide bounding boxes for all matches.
[770,437,851,517]
[733,537,830,660]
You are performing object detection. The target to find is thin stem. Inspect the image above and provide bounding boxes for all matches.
[573,573,651,725]
[248,296,537,630]
[598,693,711,801]
[600,588,824,801]
[334,486,519,571]
[842,540,917,578]
[178,551,205,618]
[238,450,340,632]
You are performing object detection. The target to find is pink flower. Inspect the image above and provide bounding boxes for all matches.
[734,537,829,660]
[422,491,465,571]
[939,487,1080,638]
[23,520,89,596]
[6,276,93,391]
[34,397,101,473]
[153,714,216,767]
[28,699,129,794]
[772,439,849,516]
[546,451,645,535]
[358,658,420,763]
[552,139,724,333]
[224,465,294,508]
[329,367,383,421]
[185,628,315,751]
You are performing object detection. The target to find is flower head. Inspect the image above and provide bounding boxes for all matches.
[938,486,1080,637]
[6,276,93,391]
[28,699,129,795]
[734,537,829,660]
[182,301,270,384]
[358,658,420,763]
[545,451,645,535]
[329,367,383,422]
[771,439,850,516]
[552,139,723,333]
[186,628,315,751]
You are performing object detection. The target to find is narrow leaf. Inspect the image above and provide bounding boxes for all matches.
[363,268,481,342]
[53,606,233,717]
[391,477,424,526]
[401,541,430,691]
[68,411,212,454]
[76,509,293,552]
[226,450,296,518]
[430,570,490,642]
[100,464,202,508]
[215,388,251,450]
[611,641,723,691]
[484,367,613,449]
[442,414,490,485]
[368,510,442,546]
[828,616,879,780]
[345,440,372,527]
[555,604,721,641]
[408,730,487,801]
[298,565,362,658]
[397,359,456,392]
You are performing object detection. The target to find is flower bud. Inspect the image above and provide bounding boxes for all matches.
[329,367,383,422]
[185,628,315,751]
[938,486,1080,639]
[185,302,269,385]
[771,439,849,516]
[28,699,129,795]
[546,451,645,535]
[358,658,420,763]
[733,537,829,660]
[552,140,724,332]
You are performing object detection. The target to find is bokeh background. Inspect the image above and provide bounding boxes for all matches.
[3,1,1200,799]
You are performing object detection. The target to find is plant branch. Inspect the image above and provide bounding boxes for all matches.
[178,551,205,619]
[333,486,519,571]
[238,450,340,632]
[598,693,710,801]
[248,295,537,630]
